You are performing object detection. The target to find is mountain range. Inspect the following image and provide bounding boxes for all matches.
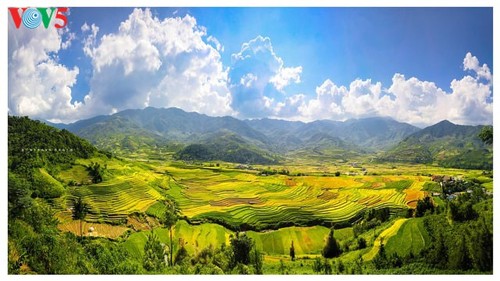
[45,107,492,168]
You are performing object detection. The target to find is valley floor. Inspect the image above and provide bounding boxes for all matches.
[48,156,492,274]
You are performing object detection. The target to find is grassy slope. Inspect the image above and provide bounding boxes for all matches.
[122,220,352,258]
[362,218,408,261]
[384,218,429,257]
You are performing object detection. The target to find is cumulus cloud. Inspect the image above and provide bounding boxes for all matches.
[463,52,491,82]
[296,78,390,122]
[82,8,233,118]
[293,53,492,126]
[8,8,492,127]
[9,8,234,122]
[8,17,82,123]
[229,36,303,118]
[270,66,302,91]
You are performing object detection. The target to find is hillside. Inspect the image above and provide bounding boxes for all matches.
[9,116,97,172]
[47,108,422,163]
[175,131,277,164]
[9,115,102,202]
[57,107,270,149]
[246,116,419,152]
[380,120,492,169]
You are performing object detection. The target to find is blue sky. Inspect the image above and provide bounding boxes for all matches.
[8,7,493,126]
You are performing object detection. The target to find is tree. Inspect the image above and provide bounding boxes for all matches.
[427,232,448,269]
[8,173,32,219]
[143,232,164,271]
[229,232,253,267]
[251,247,263,274]
[289,241,295,261]
[373,241,388,269]
[416,196,434,217]
[322,227,341,258]
[470,218,493,271]
[71,196,89,240]
[174,243,189,265]
[448,234,472,270]
[323,259,332,274]
[357,237,367,249]
[278,260,287,275]
[163,201,178,267]
[86,162,104,183]
[478,126,493,145]
[312,257,323,273]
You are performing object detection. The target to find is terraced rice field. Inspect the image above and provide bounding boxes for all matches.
[146,201,168,221]
[58,220,130,239]
[384,218,429,257]
[58,159,427,229]
[163,166,425,229]
[56,210,130,238]
[69,175,164,223]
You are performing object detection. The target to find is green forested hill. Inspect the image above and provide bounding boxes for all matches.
[175,131,277,164]
[8,116,97,173]
[380,120,492,169]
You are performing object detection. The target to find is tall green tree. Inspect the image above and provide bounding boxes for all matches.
[427,232,448,269]
[478,126,493,145]
[229,232,254,267]
[289,240,295,261]
[143,231,164,271]
[322,227,341,258]
[251,247,263,274]
[448,234,472,270]
[71,196,89,240]
[373,241,388,269]
[87,162,104,183]
[163,201,178,267]
[470,218,493,271]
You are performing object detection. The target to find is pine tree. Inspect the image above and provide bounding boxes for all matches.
[143,232,164,271]
[448,234,472,270]
[251,247,263,274]
[322,227,341,258]
[427,232,448,269]
[289,241,295,261]
[470,218,493,271]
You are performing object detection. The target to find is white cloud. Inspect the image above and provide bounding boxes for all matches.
[8,19,81,123]
[229,36,303,118]
[9,8,234,122]
[61,29,76,50]
[8,9,492,128]
[270,66,302,91]
[463,52,491,82]
[292,53,492,126]
[207,35,224,52]
[81,22,99,57]
[81,8,233,118]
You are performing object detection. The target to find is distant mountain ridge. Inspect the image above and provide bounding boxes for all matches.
[45,107,491,167]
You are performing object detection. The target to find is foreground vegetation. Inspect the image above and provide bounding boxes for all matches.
[7,116,493,274]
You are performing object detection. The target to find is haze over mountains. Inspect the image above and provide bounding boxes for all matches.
[46,107,491,168]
